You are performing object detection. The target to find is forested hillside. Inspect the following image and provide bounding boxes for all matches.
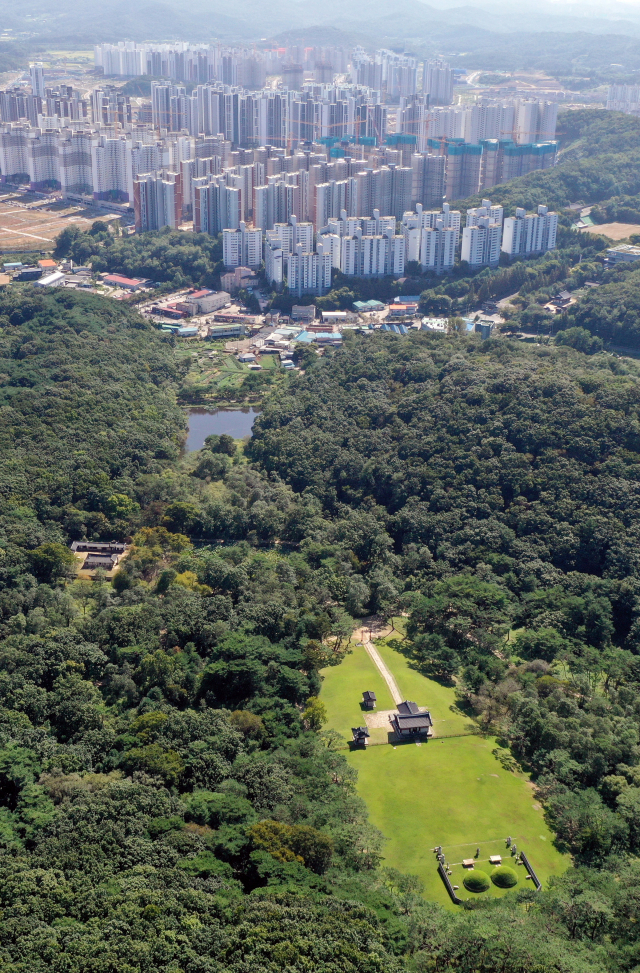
[3,291,640,969]
[456,110,640,213]
[249,334,640,867]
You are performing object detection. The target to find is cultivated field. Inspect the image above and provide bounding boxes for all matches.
[0,196,113,251]
[320,629,568,908]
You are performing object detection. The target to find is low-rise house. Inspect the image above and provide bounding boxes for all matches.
[388,302,419,317]
[103,274,146,291]
[291,305,316,323]
[34,271,65,288]
[71,540,128,574]
[15,267,42,281]
[607,244,640,265]
[207,323,246,340]
[221,267,258,293]
[84,554,120,570]
[354,299,386,312]
[314,332,343,345]
[71,541,126,555]
[390,701,433,739]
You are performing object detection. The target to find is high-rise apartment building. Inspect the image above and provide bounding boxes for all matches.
[402,203,458,272]
[514,100,558,144]
[422,59,453,106]
[151,83,189,132]
[134,169,183,231]
[222,221,263,267]
[501,204,558,257]
[30,63,45,99]
[607,84,640,115]
[338,228,404,277]
[58,130,93,196]
[192,173,241,234]
[286,244,332,296]
[410,152,446,208]
[466,199,503,228]
[444,142,482,201]
[461,217,501,268]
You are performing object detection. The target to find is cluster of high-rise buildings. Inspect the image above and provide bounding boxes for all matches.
[606,84,640,116]
[94,42,351,87]
[0,51,559,297]
[212,198,557,298]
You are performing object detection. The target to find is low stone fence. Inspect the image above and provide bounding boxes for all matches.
[520,851,542,890]
[438,861,463,905]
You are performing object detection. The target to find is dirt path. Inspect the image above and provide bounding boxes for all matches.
[355,620,403,705]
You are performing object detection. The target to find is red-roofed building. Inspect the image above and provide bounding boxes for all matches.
[103,274,145,291]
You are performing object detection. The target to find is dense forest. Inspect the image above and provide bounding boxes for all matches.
[55,223,224,291]
[249,332,640,873]
[2,285,640,968]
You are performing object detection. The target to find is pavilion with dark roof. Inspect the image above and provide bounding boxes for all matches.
[390,701,433,739]
[352,726,370,746]
[362,690,377,709]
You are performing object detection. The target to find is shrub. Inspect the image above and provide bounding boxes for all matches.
[463,869,490,892]
[491,865,518,888]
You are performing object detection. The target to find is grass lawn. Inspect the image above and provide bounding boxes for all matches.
[373,635,472,737]
[346,738,567,907]
[320,622,569,907]
[320,644,395,744]
[446,855,529,903]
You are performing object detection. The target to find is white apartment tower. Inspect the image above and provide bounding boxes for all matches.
[461,217,502,268]
[422,59,453,106]
[222,221,263,268]
[286,244,331,297]
[502,204,558,257]
[466,199,504,228]
[30,63,45,99]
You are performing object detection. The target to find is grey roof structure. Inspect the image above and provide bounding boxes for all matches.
[391,701,433,735]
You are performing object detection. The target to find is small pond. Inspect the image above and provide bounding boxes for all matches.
[185,407,261,452]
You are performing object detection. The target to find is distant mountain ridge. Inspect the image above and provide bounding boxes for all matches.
[2,0,640,75]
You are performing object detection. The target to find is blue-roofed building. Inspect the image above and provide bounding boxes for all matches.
[293,330,315,343]
[314,332,343,344]
[354,300,386,312]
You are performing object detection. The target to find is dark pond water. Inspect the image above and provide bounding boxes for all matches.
[185,407,261,452]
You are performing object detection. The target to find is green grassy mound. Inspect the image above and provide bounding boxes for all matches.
[491,865,518,888]
[463,870,490,892]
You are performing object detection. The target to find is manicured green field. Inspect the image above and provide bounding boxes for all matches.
[320,630,569,907]
[320,644,395,743]
[374,636,472,737]
[347,739,566,906]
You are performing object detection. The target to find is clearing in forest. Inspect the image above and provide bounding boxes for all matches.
[320,628,568,907]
